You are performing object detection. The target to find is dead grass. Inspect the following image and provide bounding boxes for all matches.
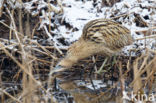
[0,0,156,103]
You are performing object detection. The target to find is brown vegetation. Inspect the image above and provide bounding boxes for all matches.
[0,0,155,103]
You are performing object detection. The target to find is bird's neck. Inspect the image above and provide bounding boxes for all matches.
[58,39,97,68]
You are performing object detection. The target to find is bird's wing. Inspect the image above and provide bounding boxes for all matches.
[82,19,133,50]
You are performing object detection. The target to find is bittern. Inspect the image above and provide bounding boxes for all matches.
[50,19,134,75]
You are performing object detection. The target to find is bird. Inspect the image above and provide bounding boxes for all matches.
[50,18,134,75]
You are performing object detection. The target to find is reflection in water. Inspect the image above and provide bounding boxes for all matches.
[59,80,123,103]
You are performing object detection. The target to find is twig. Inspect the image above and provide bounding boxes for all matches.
[47,0,63,14]
[110,12,134,20]
[55,45,64,55]
[135,27,156,33]
[43,25,63,55]
[31,22,40,39]
[130,55,156,87]
[17,50,52,64]
[6,8,21,43]
[0,20,57,59]
[135,34,156,41]
[0,21,24,38]
[96,58,108,74]
[29,40,58,60]
[0,43,47,92]
[0,37,58,60]
[0,0,4,17]
[0,89,22,103]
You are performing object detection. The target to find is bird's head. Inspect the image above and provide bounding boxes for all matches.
[49,64,68,77]
[50,55,77,77]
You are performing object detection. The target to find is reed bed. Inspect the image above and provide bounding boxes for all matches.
[0,0,156,103]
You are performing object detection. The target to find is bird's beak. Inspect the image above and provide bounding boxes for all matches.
[49,65,67,77]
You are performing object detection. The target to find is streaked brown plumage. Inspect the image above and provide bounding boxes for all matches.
[52,19,134,74]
